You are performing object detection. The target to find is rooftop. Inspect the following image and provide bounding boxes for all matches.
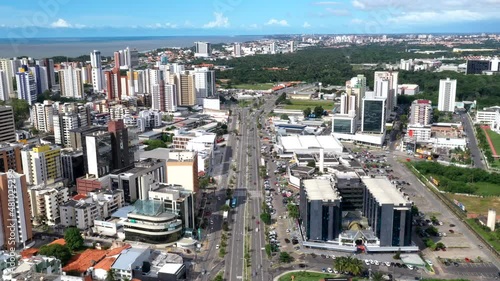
[335,171,359,179]
[303,179,340,201]
[361,177,409,206]
[63,249,108,273]
[280,135,343,152]
[112,247,150,271]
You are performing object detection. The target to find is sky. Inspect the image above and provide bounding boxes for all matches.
[1,0,500,37]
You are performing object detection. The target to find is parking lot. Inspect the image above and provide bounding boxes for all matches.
[441,261,499,279]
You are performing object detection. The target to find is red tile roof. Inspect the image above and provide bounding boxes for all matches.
[49,238,66,246]
[73,194,87,200]
[106,244,131,257]
[21,248,39,258]
[63,249,108,273]
[94,257,116,271]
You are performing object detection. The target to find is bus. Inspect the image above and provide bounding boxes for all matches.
[231,197,237,208]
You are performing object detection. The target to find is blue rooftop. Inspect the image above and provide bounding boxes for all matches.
[112,247,150,271]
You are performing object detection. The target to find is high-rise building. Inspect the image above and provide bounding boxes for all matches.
[21,144,62,185]
[29,65,49,95]
[346,75,366,119]
[0,171,33,248]
[27,182,69,225]
[299,179,342,241]
[90,50,104,92]
[16,66,37,105]
[123,47,139,68]
[374,71,398,113]
[194,67,216,105]
[53,103,90,147]
[409,100,432,126]
[0,70,9,101]
[270,42,277,54]
[152,83,177,112]
[166,151,199,193]
[171,72,196,106]
[86,131,113,177]
[108,120,130,170]
[361,92,386,134]
[113,51,121,70]
[0,106,16,143]
[31,101,55,132]
[39,58,55,89]
[438,78,457,112]
[362,177,413,247]
[290,41,295,53]
[0,143,23,173]
[59,66,83,99]
[233,43,242,57]
[0,59,14,97]
[104,69,122,101]
[194,42,212,57]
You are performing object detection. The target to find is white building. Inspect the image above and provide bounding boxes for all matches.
[374,71,398,112]
[194,67,216,105]
[90,50,104,92]
[28,182,69,225]
[397,84,420,96]
[139,109,162,129]
[0,70,9,101]
[409,99,432,126]
[277,135,344,156]
[203,98,220,110]
[194,42,212,57]
[400,59,413,71]
[21,144,62,185]
[233,43,242,57]
[438,78,457,112]
[407,125,432,142]
[31,101,55,132]
[59,66,84,99]
[0,59,14,98]
[16,69,37,105]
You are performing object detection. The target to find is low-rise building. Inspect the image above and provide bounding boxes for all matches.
[28,181,69,225]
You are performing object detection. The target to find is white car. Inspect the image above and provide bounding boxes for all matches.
[216,244,220,249]
[364,259,370,265]
[327,268,333,273]
[370,259,375,265]
[374,260,380,266]
[426,260,433,266]
[333,269,339,274]
[384,261,391,267]
[407,265,414,270]
[331,255,336,260]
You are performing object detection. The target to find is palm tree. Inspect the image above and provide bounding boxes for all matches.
[333,256,348,273]
[372,271,385,281]
[345,256,363,276]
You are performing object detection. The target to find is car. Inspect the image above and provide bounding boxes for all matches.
[286,229,291,233]
[454,262,459,267]
[322,268,326,272]
[407,265,414,270]
[425,259,433,266]
[331,255,336,260]
[385,262,391,267]
[449,229,455,233]
[370,259,375,265]
[450,224,455,227]
[374,260,380,266]
[298,263,306,268]
[327,268,333,273]
[321,254,327,259]
[216,244,220,249]
[284,238,290,243]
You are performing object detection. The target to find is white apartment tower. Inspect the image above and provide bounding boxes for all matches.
[194,67,216,105]
[438,78,457,112]
[194,42,212,57]
[0,59,14,97]
[234,43,242,57]
[59,66,84,99]
[31,101,55,132]
[0,70,8,101]
[409,100,432,126]
[374,71,399,113]
[90,50,104,92]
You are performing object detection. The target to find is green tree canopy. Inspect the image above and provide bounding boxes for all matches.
[303,107,312,118]
[64,227,84,251]
[313,106,324,117]
[38,244,72,265]
[279,252,293,263]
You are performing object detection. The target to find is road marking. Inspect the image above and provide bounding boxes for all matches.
[236,276,243,279]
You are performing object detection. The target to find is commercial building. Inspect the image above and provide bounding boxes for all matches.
[16,67,37,105]
[109,158,166,203]
[86,131,113,177]
[409,100,432,126]
[397,84,419,96]
[123,200,183,244]
[21,145,62,186]
[27,181,69,225]
[361,92,386,134]
[91,50,105,92]
[58,66,83,99]
[361,177,413,247]
[194,42,212,57]
[166,151,199,193]
[108,120,130,170]
[438,78,457,112]
[0,143,23,173]
[299,178,342,242]
[332,115,356,134]
[0,171,33,248]
[277,135,344,156]
[334,171,363,211]
[31,101,55,132]
[466,59,491,75]
[149,183,196,230]
[0,106,16,143]
[194,67,216,105]
[60,149,85,184]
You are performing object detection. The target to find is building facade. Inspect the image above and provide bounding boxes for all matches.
[21,145,62,186]
[438,78,457,112]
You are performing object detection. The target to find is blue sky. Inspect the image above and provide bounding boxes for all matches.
[1,0,500,37]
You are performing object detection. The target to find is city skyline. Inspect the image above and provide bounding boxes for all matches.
[1,0,500,38]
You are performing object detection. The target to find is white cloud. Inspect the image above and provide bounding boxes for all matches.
[352,0,366,9]
[50,19,72,28]
[389,10,485,24]
[313,1,341,5]
[303,22,311,28]
[325,8,351,16]
[248,23,259,29]
[266,19,289,26]
[350,18,364,24]
[203,12,230,28]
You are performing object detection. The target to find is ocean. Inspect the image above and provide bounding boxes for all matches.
[0,35,263,58]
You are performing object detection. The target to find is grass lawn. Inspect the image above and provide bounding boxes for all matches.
[469,182,500,196]
[485,129,500,154]
[446,194,500,214]
[278,271,339,281]
[233,83,275,90]
[466,218,500,252]
[283,100,335,110]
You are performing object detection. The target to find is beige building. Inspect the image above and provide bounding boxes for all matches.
[31,101,55,132]
[28,181,69,225]
[166,151,199,193]
[21,145,62,186]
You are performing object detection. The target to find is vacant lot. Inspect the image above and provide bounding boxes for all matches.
[278,271,338,281]
[233,83,274,90]
[446,194,500,214]
[283,99,335,110]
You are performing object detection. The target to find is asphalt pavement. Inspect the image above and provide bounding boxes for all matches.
[460,111,485,169]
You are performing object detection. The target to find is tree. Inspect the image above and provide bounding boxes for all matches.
[260,212,271,225]
[287,204,300,219]
[279,252,293,263]
[313,106,324,117]
[64,227,84,251]
[38,244,72,265]
[334,256,363,276]
[221,204,230,212]
[303,107,312,118]
[144,139,167,151]
[105,269,117,281]
[213,273,224,281]
[8,98,30,129]
[280,114,289,120]
[371,271,385,281]
[199,177,210,189]
[306,160,316,168]
[400,114,408,124]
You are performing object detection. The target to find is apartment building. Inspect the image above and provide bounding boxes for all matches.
[21,145,62,185]
[27,181,69,225]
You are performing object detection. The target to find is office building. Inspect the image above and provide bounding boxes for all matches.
[466,60,491,75]
[0,59,14,97]
[27,181,69,225]
[166,151,199,193]
[108,120,130,170]
[104,69,122,101]
[21,144,62,185]
[60,149,85,184]
[16,67,37,105]
[0,171,33,249]
[59,66,84,99]
[438,78,457,112]
[409,100,432,126]
[361,92,386,134]
[334,171,363,211]
[149,183,196,230]
[194,42,212,57]
[0,106,16,143]
[194,67,216,105]
[90,50,105,92]
[31,101,55,132]
[0,70,8,101]
[110,158,166,203]
[38,58,56,89]
[374,71,398,113]
[86,131,113,177]
[299,179,342,241]
[332,115,357,134]
[123,200,183,244]
[0,143,22,173]
[234,43,242,57]
[361,177,413,247]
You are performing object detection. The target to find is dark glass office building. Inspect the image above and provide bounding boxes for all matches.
[466,60,491,75]
[362,99,385,133]
[332,116,355,134]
